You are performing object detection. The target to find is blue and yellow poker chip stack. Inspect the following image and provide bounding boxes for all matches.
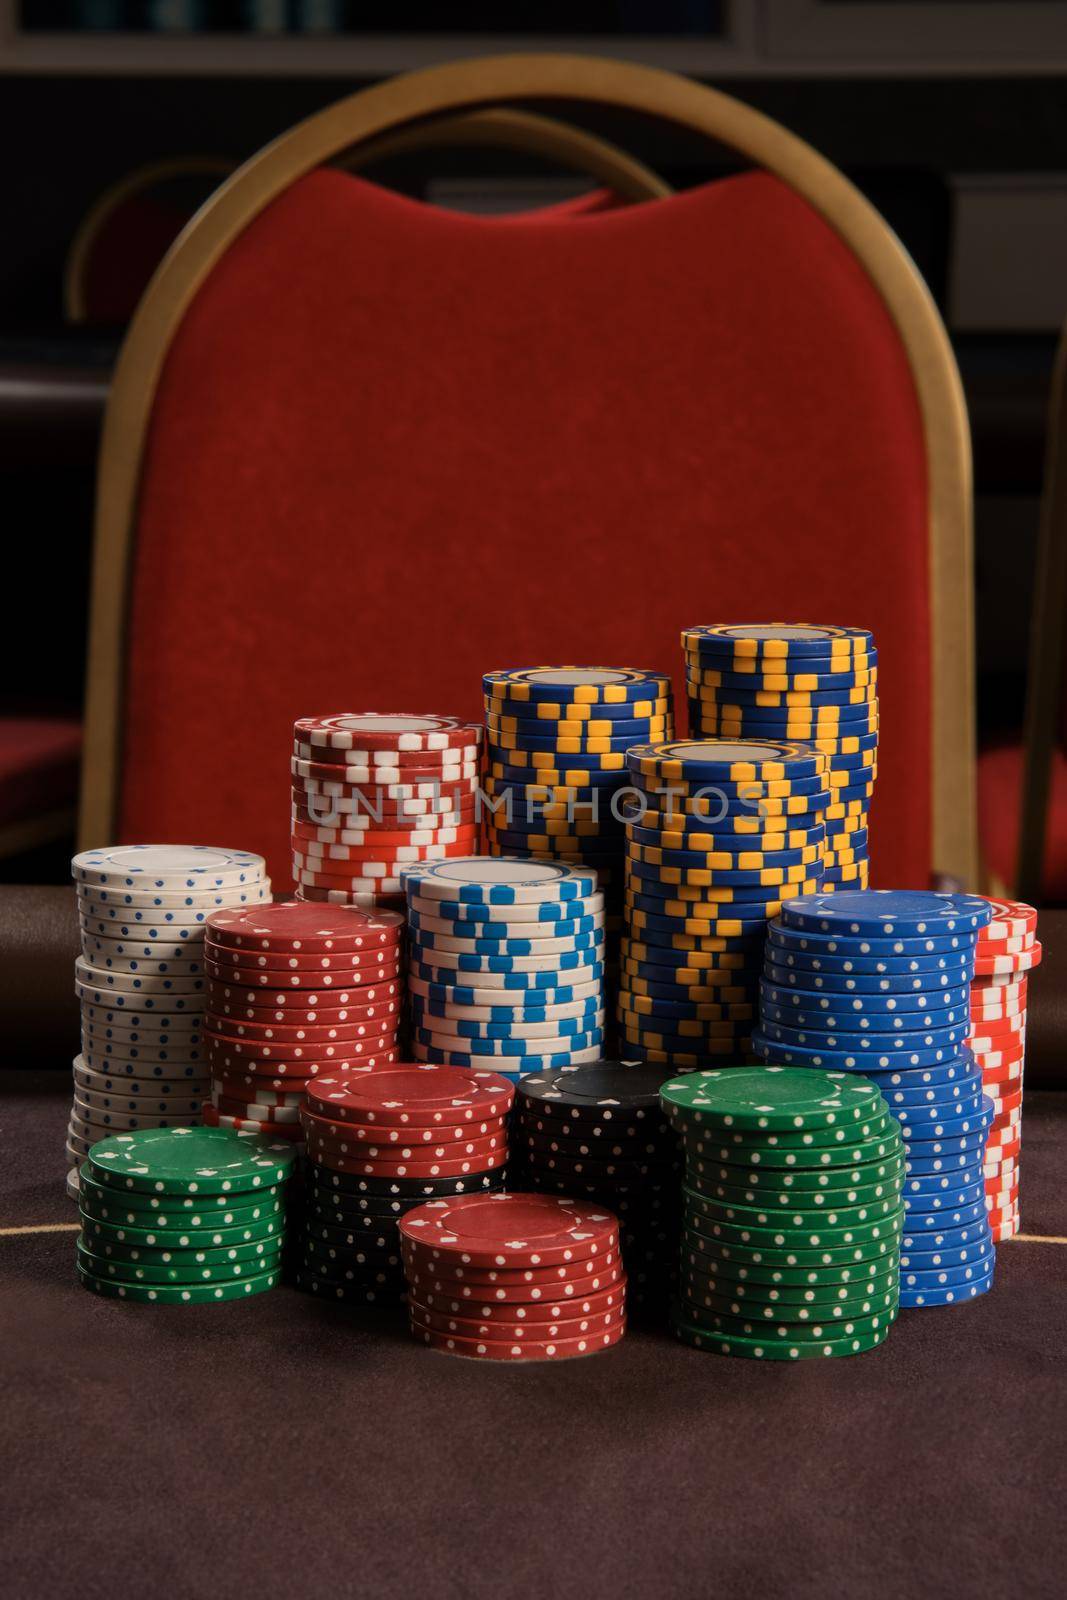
[482,669,676,997]
[682,625,877,891]
[619,738,829,1068]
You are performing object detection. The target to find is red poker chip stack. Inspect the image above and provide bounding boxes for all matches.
[296,1064,514,1303]
[290,714,483,910]
[399,1191,626,1361]
[969,896,1041,1242]
[201,902,405,1142]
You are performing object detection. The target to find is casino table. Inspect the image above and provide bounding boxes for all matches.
[3,890,1066,1598]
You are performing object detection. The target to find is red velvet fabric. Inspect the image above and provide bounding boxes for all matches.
[0,718,81,829]
[978,742,1067,898]
[122,170,930,888]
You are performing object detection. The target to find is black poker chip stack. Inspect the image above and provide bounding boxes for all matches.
[511,1061,681,1316]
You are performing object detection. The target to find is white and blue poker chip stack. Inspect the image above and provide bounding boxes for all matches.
[681,625,877,892]
[619,738,829,1069]
[68,845,271,1201]
[399,858,608,1083]
[752,889,998,1307]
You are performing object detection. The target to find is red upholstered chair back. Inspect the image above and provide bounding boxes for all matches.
[81,60,974,891]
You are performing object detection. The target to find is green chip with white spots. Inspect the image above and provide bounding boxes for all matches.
[701,1111,896,1153]
[77,1262,282,1304]
[683,1204,905,1252]
[671,1307,895,1359]
[77,1239,283,1285]
[696,1172,904,1212]
[87,1125,295,1196]
[700,1151,905,1192]
[79,1211,284,1251]
[684,1260,899,1301]
[659,1067,883,1133]
[677,1296,899,1340]
[79,1164,285,1217]
[80,1233,284,1269]
[79,1190,283,1231]
[681,1232,901,1271]
[683,1191,902,1232]
[688,1126,901,1170]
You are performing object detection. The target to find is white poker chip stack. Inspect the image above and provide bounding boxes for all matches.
[969,896,1041,1242]
[400,857,607,1084]
[67,845,270,1198]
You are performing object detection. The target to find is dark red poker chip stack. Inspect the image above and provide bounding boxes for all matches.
[290,714,483,911]
[399,1191,627,1361]
[201,902,404,1143]
[295,1063,514,1304]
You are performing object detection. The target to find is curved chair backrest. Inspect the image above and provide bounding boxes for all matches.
[64,157,234,326]
[79,55,974,890]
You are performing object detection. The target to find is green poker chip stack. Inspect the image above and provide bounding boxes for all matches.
[659,1066,902,1360]
[75,1126,295,1303]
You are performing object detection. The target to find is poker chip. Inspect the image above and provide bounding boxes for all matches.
[965,897,1038,1239]
[620,731,836,1066]
[293,1063,512,1302]
[681,632,876,892]
[482,669,676,989]
[510,1062,678,1309]
[404,856,608,1078]
[65,845,271,1195]
[290,714,481,910]
[72,845,267,891]
[76,1128,289,1302]
[755,893,996,1304]
[662,1066,900,1358]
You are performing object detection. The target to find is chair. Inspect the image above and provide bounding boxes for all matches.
[64,158,234,328]
[77,54,974,892]
[978,314,1067,902]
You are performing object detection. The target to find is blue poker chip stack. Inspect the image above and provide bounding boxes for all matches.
[619,738,829,1068]
[752,889,998,1307]
[400,857,608,1082]
[682,625,877,892]
[482,668,676,1007]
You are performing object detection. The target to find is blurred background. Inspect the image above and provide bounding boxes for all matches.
[3,0,1067,890]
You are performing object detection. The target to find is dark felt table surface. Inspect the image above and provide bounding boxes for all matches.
[2,1070,1065,1600]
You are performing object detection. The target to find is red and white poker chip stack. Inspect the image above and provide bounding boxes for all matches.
[201,902,405,1139]
[969,896,1041,1242]
[399,1191,626,1361]
[290,714,483,910]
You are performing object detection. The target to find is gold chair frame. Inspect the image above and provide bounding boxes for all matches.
[78,54,976,887]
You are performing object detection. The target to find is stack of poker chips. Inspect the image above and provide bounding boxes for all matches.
[201,902,403,1137]
[970,896,1041,1240]
[401,858,606,1080]
[481,668,675,958]
[661,1066,902,1360]
[620,739,828,1067]
[69,845,270,1199]
[291,714,482,910]
[753,890,998,1307]
[75,1126,292,1305]
[511,1062,680,1313]
[682,625,876,890]
[296,1064,512,1303]
[399,1191,626,1361]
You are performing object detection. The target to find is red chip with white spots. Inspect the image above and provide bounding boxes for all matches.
[398,1190,620,1269]
[206,901,402,954]
[306,1064,515,1129]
